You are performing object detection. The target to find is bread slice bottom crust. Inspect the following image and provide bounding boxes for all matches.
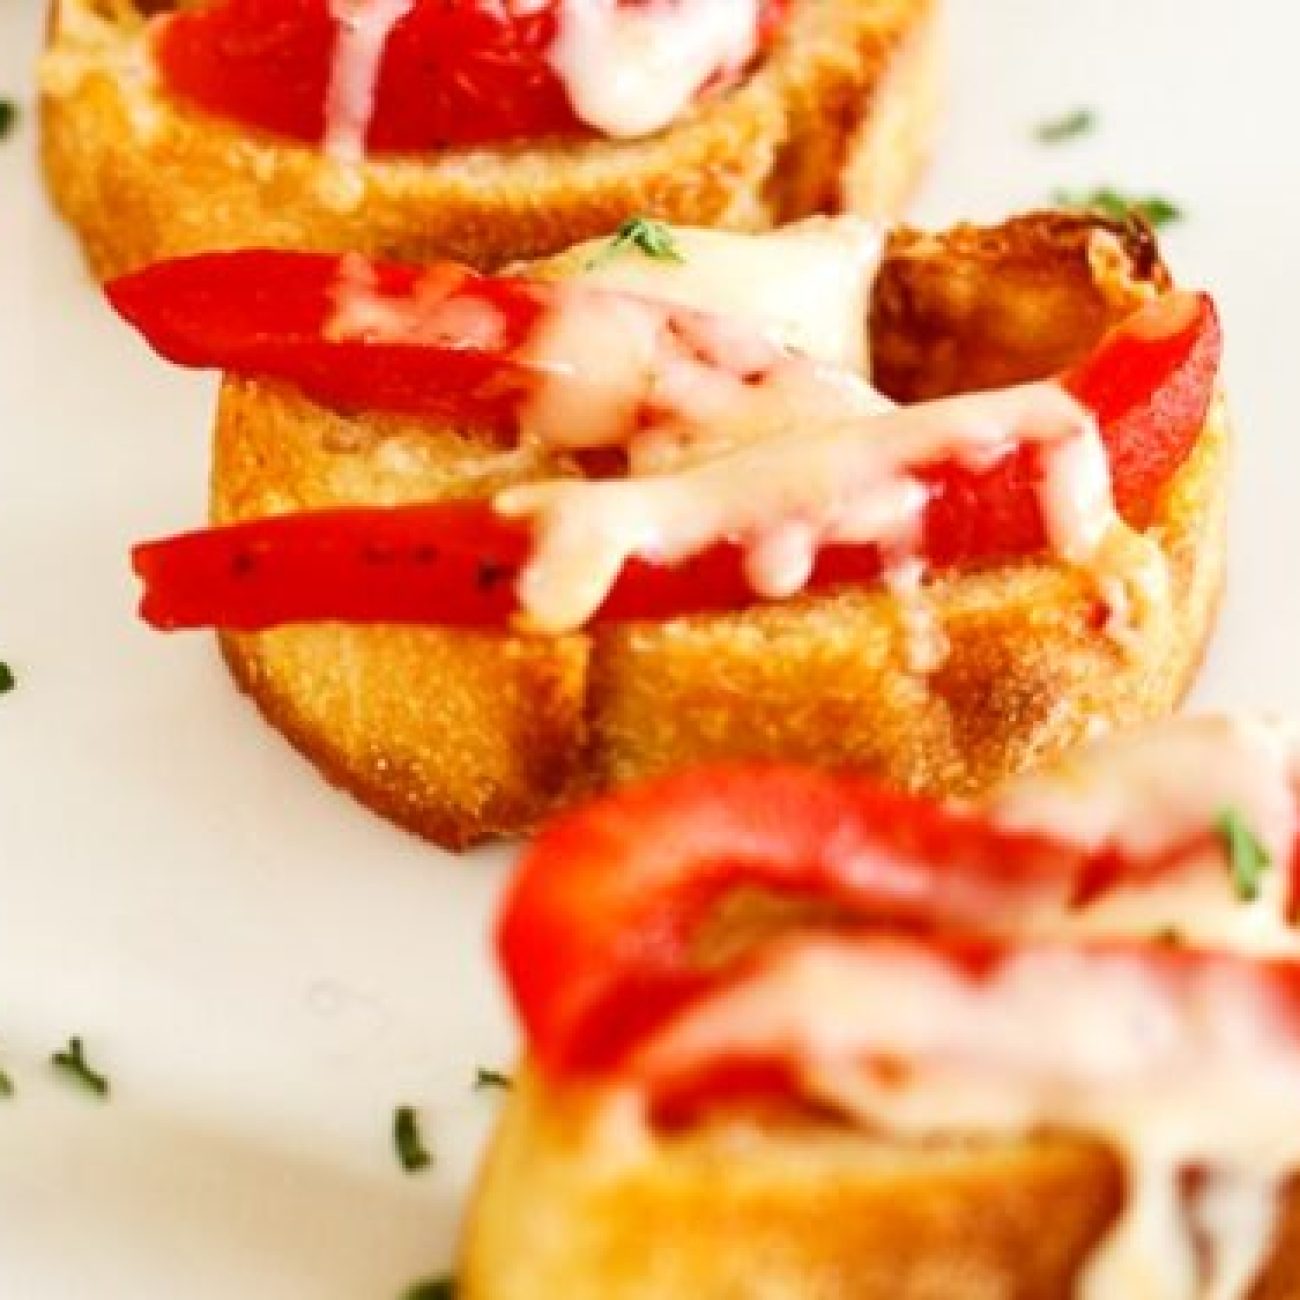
[40,0,940,279]
[459,1070,1300,1300]
[213,393,1228,850]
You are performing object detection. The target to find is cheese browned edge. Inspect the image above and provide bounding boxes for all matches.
[39,0,940,280]
[203,212,1227,850]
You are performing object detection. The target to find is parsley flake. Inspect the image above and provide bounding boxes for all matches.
[394,1105,433,1173]
[1054,187,1183,228]
[401,1276,455,1300]
[0,101,17,142]
[0,662,14,695]
[473,1067,512,1092]
[590,216,684,269]
[0,1067,13,1099]
[1035,108,1096,144]
[1217,807,1271,903]
[51,1037,110,1099]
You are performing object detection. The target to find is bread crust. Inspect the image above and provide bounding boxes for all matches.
[39,0,940,280]
[459,1070,1300,1300]
[204,213,1228,849]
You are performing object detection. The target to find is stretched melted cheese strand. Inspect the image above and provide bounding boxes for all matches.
[993,715,1300,953]
[323,0,414,164]
[497,380,1112,633]
[635,936,1300,1300]
[547,0,760,138]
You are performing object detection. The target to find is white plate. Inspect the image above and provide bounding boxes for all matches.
[1,1,1296,1295]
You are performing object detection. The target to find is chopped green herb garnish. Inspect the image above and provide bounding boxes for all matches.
[473,1067,512,1092]
[1035,108,1096,144]
[394,1105,432,1173]
[0,1067,13,1099]
[1217,807,1271,902]
[0,101,17,142]
[51,1037,110,1099]
[0,662,14,695]
[590,216,684,268]
[1054,187,1183,228]
[401,1276,455,1300]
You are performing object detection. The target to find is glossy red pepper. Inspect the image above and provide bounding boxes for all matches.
[493,763,1299,1082]
[128,290,1221,632]
[153,0,786,152]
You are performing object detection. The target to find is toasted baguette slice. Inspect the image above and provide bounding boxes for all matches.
[459,1069,1300,1300]
[39,0,940,280]
[206,212,1228,850]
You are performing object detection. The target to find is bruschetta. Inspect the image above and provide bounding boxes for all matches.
[39,0,940,279]
[109,211,1229,849]
[462,713,1300,1300]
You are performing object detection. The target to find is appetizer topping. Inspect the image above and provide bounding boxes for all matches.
[553,218,884,376]
[324,0,415,164]
[994,715,1299,950]
[546,0,761,138]
[497,718,1300,1299]
[1055,187,1184,228]
[394,1104,432,1172]
[51,1036,110,1099]
[0,662,14,695]
[109,219,886,444]
[497,379,1111,632]
[508,278,885,473]
[402,1277,456,1300]
[126,287,1220,635]
[0,100,18,141]
[1035,106,1096,143]
[589,216,686,268]
[635,937,1300,1300]
[497,723,1300,1077]
[154,0,781,154]
[474,1067,513,1092]
[0,1065,13,1100]
[1219,807,1273,903]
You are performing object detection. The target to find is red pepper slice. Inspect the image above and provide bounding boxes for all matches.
[494,762,1299,1080]
[152,0,784,152]
[128,290,1221,632]
[107,251,549,428]
[497,765,1083,1075]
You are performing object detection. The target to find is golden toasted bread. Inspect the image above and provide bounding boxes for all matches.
[206,212,1229,849]
[459,1070,1300,1300]
[39,0,940,280]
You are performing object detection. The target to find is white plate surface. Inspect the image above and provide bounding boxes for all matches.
[1,1,1297,1294]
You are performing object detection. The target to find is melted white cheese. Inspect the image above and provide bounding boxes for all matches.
[327,255,506,348]
[323,0,414,164]
[635,936,1300,1300]
[547,0,760,138]
[513,285,890,472]
[328,220,892,472]
[497,381,1112,633]
[570,219,885,373]
[993,715,1300,953]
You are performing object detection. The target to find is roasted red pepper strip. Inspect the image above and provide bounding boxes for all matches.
[497,765,1083,1075]
[129,290,1221,632]
[153,0,785,152]
[107,252,549,428]
[495,762,1299,1078]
